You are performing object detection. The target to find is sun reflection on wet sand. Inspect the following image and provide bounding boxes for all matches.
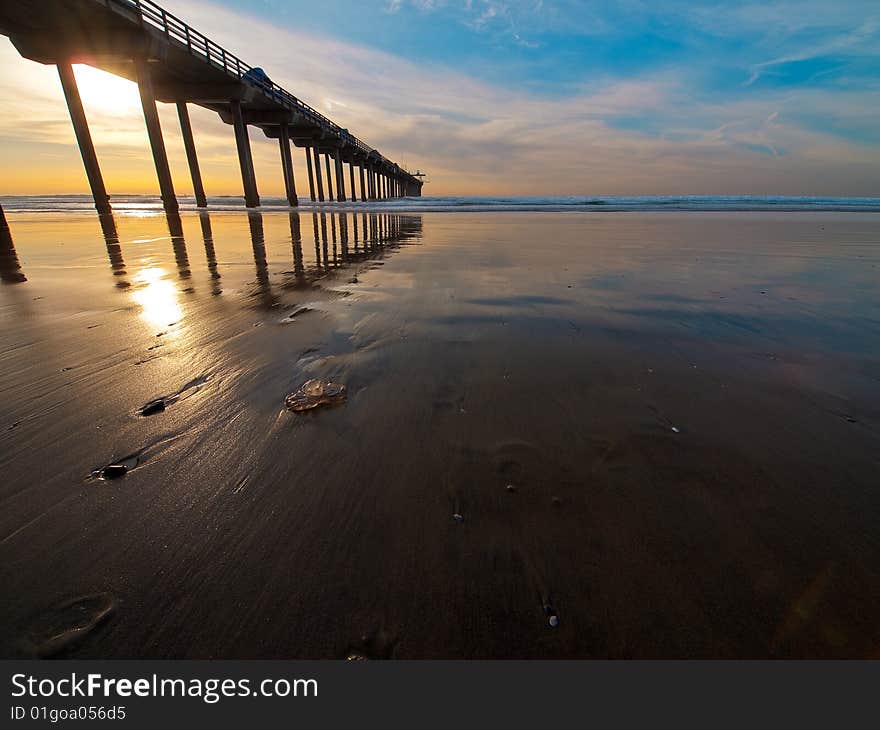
[132,266,182,329]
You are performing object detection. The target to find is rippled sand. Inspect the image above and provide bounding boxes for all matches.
[1,209,878,658]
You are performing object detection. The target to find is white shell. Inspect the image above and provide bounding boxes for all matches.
[548,615,559,627]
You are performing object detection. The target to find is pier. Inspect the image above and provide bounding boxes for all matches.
[0,0,425,214]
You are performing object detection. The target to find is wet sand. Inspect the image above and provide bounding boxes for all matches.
[1,209,879,658]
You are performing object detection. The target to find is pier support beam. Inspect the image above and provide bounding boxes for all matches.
[333,149,346,202]
[176,102,207,208]
[312,147,324,202]
[323,154,334,201]
[278,123,298,207]
[136,61,178,213]
[348,162,356,204]
[304,147,316,202]
[359,165,367,202]
[231,101,260,208]
[57,62,111,216]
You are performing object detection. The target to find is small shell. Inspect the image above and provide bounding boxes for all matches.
[452,513,464,523]
[285,378,347,412]
[548,615,559,628]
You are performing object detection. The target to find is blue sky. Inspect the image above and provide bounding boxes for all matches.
[0,0,878,195]
[217,1,880,101]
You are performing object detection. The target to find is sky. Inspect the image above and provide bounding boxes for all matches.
[0,0,878,197]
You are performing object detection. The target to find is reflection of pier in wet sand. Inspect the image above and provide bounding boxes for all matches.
[58,208,424,304]
[247,211,421,307]
[0,203,27,283]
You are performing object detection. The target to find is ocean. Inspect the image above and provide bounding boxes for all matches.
[3,193,880,214]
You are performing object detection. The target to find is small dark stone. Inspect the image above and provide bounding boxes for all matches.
[101,464,128,479]
[140,399,166,416]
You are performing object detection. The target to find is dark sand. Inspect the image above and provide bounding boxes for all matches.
[1,210,879,658]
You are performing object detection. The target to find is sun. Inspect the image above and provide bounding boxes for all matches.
[72,63,141,116]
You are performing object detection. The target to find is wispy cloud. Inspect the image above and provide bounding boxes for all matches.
[745,17,880,85]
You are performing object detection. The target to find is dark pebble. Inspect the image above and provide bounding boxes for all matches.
[140,399,166,416]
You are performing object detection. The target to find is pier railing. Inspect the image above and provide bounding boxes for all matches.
[106,0,407,172]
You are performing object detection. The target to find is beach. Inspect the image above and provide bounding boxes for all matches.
[1,205,879,658]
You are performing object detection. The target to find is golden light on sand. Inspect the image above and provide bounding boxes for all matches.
[72,64,141,116]
[132,266,182,329]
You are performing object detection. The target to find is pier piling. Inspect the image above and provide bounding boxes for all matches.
[177,102,207,207]
[333,149,346,202]
[304,146,316,202]
[136,61,178,213]
[323,154,334,201]
[57,62,111,216]
[278,123,298,206]
[313,147,325,202]
[231,100,260,208]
